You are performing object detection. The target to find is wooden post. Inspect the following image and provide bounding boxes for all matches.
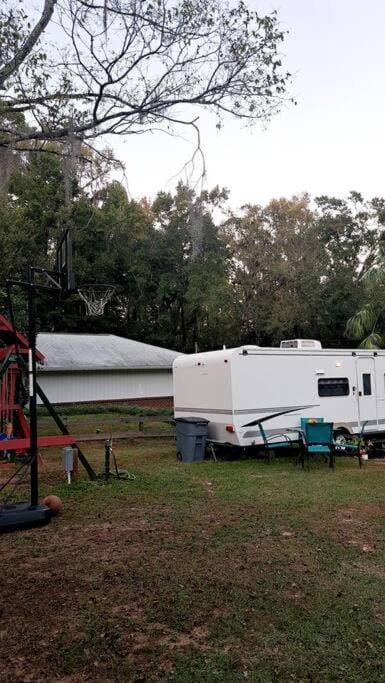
[72,447,78,481]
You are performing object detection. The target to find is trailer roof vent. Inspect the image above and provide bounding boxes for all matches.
[280,339,322,349]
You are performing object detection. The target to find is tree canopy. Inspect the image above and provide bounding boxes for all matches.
[1,149,384,351]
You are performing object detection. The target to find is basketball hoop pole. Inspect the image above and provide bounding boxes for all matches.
[7,269,63,508]
[28,267,38,507]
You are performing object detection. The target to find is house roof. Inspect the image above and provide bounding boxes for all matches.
[37,333,182,372]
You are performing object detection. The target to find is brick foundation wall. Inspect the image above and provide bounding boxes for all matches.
[120,396,174,408]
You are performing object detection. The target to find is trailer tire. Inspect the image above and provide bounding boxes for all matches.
[333,428,349,445]
[176,451,182,462]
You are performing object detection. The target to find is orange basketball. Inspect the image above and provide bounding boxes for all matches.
[42,495,63,515]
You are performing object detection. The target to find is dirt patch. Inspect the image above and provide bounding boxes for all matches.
[310,505,385,552]
[0,501,301,680]
[348,561,385,579]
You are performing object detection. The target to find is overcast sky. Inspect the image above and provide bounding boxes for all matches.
[115,0,385,208]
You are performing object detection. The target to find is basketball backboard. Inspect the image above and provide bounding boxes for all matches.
[55,228,76,292]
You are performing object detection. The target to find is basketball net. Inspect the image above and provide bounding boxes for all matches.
[78,285,115,316]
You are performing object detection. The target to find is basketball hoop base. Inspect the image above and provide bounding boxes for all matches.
[0,502,52,533]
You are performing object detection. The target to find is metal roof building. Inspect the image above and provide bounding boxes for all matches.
[36,333,181,406]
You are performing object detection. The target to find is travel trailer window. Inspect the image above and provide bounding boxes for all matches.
[318,378,349,397]
[363,373,372,396]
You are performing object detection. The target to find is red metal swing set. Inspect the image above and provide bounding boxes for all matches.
[0,313,74,459]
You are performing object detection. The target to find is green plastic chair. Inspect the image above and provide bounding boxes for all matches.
[241,407,315,464]
[300,417,324,430]
[301,421,335,469]
[256,420,299,464]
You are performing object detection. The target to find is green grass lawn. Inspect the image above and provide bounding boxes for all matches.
[1,442,385,682]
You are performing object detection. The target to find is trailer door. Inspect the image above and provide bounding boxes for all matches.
[356,356,377,427]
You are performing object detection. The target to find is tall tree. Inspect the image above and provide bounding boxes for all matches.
[148,184,235,351]
[316,192,384,346]
[0,150,68,279]
[224,195,327,345]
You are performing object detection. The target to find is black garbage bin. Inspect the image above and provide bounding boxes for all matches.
[174,417,209,463]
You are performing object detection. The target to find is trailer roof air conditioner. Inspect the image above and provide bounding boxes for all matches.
[280,339,322,349]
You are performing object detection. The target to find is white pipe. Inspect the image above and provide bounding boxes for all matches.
[28,349,33,397]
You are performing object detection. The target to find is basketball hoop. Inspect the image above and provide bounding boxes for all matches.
[78,284,115,316]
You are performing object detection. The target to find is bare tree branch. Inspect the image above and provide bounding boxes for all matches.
[0,0,57,88]
[0,0,292,166]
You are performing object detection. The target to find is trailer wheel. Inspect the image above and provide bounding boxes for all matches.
[176,451,182,461]
[333,428,349,445]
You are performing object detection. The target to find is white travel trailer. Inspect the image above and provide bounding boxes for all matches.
[172,340,385,448]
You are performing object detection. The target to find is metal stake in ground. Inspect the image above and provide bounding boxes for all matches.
[104,438,112,482]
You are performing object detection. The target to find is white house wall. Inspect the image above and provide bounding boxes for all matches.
[37,370,173,404]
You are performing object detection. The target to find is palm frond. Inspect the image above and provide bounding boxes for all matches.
[362,268,385,285]
[345,305,377,339]
[359,332,384,349]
